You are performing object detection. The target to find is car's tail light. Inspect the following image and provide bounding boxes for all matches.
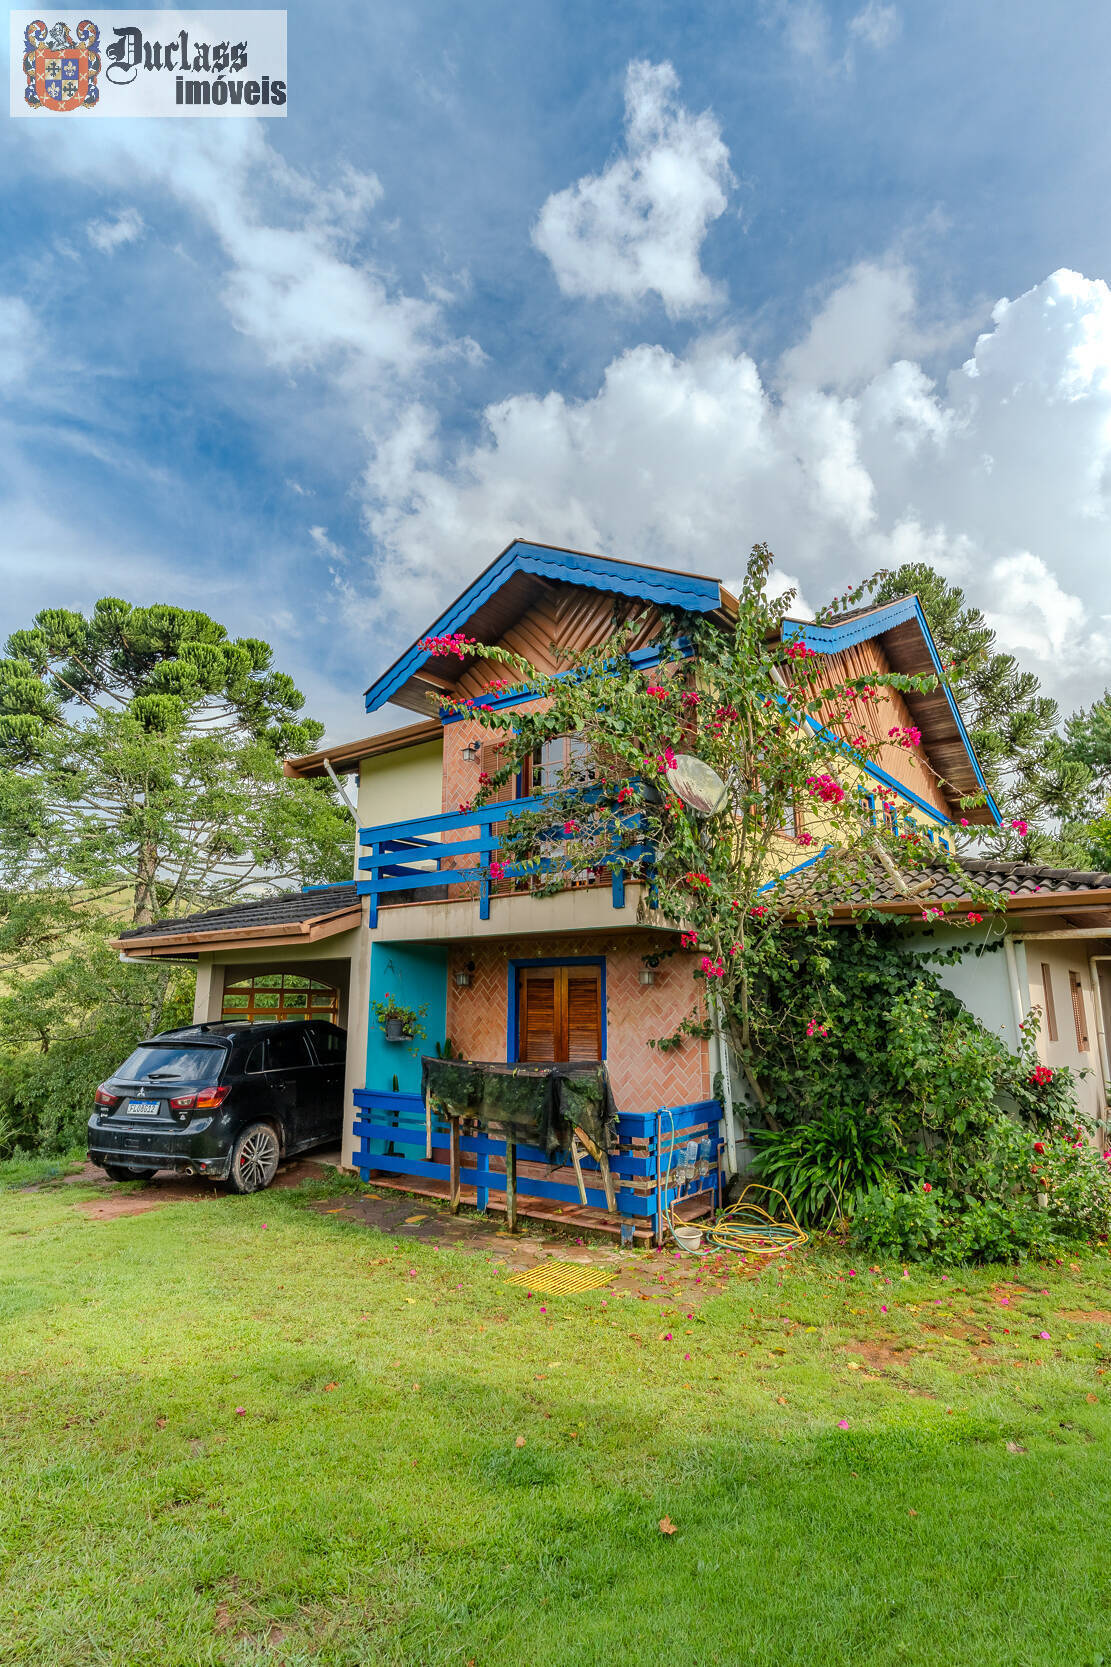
[168,1084,231,1114]
[94,1086,121,1110]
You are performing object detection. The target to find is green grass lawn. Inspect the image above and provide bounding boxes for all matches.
[3,1178,1111,1666]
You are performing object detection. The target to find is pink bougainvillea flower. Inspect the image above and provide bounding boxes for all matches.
[1011,818,1029,835]
[701,956,726,979]
[418,630,475,659]
[1039,1331,1050,1340]
[959,818,969,826]
[837,1418,850,1429]
[235,1407,246,1416]
[616,786,634,804]
[563,820,579,836]
[967,912,983,924]
[488,861,505,880]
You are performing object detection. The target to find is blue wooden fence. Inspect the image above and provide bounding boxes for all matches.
[352,1089,722,1243]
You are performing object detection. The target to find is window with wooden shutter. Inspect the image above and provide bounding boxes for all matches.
[479,740,517,804]
[1040,964,1058,1043]
[1069,970,1090,1052]
[517,965,602,1063]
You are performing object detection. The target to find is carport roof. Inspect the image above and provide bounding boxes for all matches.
[114,884,361,958]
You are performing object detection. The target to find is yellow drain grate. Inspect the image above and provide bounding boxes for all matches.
[504,1262,617,1294]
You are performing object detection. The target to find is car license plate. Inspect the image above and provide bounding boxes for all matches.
[126,1099,160,1117]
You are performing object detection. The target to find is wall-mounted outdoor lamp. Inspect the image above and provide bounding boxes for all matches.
[454,961,476,988]
[461,741,481,762]
[638,967,656,986]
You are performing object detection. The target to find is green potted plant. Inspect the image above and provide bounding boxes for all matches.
[372,993,428,1045]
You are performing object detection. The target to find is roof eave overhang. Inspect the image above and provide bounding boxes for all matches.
[285,719,442,779]
[112,906,363,958]
[823,888,1111,920]
[363,539,728,714]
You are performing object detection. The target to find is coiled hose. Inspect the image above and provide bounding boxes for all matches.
[661,1111,808,1257]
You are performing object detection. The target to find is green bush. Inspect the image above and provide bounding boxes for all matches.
[751,1108,919,1227]
[851,1181,1062,1265]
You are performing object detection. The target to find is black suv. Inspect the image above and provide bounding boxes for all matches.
[87,1020,346,1193]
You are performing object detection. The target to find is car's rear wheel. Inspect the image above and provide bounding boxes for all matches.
[228,1122,281,1194]
[101,1163,159,1182]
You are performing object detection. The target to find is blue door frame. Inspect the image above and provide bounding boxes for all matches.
[505,956,607,1062]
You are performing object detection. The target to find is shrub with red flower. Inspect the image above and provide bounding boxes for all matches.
[616,786,634,804]
[888,724,923,749]
[646,685,670,700]
[1029,1064,1054,1087]
[685,871,710,887]
[805,1019,829,1039]
[680,931,698,950]
[967,912,983,924]
[784,640,817,660]
[701,956,726,979]
[488,861,505,880]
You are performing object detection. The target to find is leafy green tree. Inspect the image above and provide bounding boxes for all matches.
[0,598,350,924]
[0,599,351,1155]
[871,563,1086,854]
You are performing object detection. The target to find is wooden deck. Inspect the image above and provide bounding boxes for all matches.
[358,1166,716,1243]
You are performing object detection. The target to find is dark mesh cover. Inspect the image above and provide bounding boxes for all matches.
[420,1057,620,1158]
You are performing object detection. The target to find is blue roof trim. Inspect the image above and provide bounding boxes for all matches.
[783,598,1002,826]
[758,845,834,893]
[364,540,722,713]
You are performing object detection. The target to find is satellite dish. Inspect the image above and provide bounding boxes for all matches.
[665,753,729,816]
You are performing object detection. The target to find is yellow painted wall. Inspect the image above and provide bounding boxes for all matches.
[357,738,443,830]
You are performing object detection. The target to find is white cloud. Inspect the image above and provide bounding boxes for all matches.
[772,0,899,73]
[356,266,1111,715]
[0,298,33,388]
[309,525,345,561]
[779,260,919,391]
[17,122,475,404]
[848,3,899,50]
[86,207,145,253]
[531,60,734,317]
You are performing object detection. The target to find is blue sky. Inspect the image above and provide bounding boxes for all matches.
[4,0,1111,739]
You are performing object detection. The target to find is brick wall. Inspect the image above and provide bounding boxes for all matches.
[445,932,711,1115]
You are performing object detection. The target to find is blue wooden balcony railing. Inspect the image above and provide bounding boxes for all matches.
[357,791,652,926]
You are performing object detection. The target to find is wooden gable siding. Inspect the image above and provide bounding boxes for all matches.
[453,582,663,700]
[807,638,952,820]
[880,619,990,817]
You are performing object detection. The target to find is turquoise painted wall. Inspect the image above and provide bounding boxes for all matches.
[365,940,449,1094]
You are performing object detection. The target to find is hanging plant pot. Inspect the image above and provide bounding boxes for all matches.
[384,1017,412,1042]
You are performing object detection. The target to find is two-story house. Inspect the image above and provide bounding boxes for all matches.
[116,540,1111,1231]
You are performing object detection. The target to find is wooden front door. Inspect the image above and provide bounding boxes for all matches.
[517,965,602,1063]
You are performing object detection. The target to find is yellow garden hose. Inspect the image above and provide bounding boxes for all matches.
[660,1109,808,1256]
